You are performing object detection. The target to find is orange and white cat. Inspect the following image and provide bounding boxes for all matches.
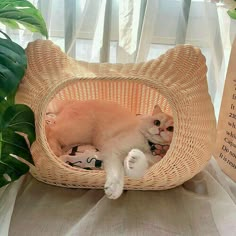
[45,99,174,199]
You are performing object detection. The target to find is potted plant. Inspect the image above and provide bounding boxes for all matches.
[0,0,48,187]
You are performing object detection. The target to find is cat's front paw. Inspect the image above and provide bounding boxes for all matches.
[124,149,149,179]
[104,178,124,199]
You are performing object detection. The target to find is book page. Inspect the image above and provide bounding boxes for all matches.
[215,38,236,181]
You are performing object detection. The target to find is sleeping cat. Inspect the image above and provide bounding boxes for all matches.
[45,100,174,199]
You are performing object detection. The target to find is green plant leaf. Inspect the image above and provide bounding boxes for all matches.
[0,29,12,40]
[0,104,35,187]
[0,0,48,38]
[0,38,27,99]
[0,97,9,122]
[1,104,35,144]
[228,9,236,20]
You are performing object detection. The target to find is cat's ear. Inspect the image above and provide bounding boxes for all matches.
[152,104,162,115]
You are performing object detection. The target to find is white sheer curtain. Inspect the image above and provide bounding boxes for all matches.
[1,0,236,235]
[7,0,231,103]
[4,0,230,100]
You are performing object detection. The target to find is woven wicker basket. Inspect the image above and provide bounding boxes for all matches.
[16,40,216,190]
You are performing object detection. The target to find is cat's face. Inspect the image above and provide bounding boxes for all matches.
[139,105,174,145]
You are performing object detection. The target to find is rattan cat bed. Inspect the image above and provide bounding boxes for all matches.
[16,40,216,190]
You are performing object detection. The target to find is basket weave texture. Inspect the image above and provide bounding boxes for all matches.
[16,40,216,190]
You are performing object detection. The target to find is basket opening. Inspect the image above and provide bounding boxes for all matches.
[44,79,174,172]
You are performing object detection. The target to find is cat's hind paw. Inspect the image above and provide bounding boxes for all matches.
[124,149,149,179]
[104,178,124,199]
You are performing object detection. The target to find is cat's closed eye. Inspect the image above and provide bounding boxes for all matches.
[154,120,161,126]
[166,126,174,132]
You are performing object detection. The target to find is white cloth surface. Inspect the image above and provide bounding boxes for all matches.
[0,178,24,236]
[2,158,235,236]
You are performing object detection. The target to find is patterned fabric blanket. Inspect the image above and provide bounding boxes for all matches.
[60,145,103,170]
